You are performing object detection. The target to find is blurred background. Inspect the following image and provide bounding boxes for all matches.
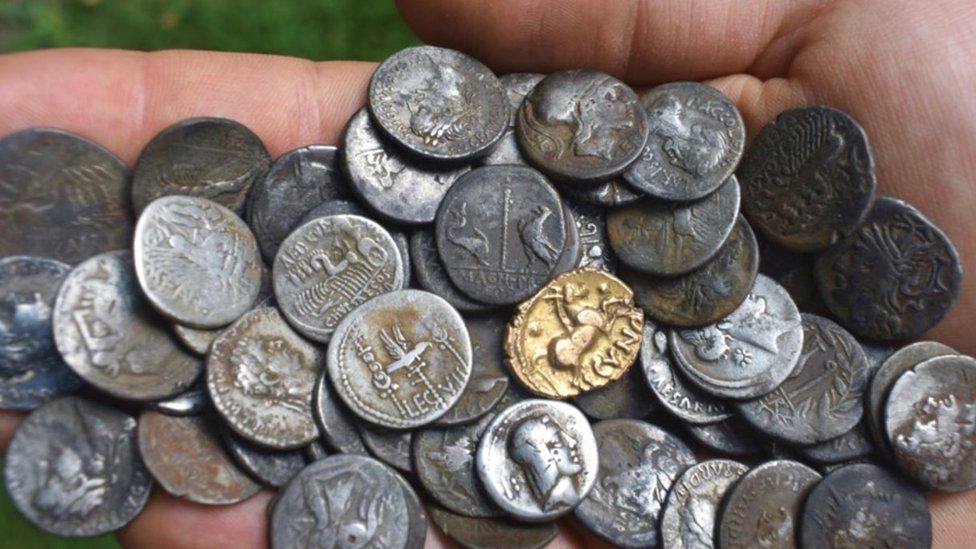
[0,0,418,546]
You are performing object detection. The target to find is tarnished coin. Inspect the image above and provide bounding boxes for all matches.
[670,274,803,399]
[798,420,874,464]
[172,323,222,356]
[327,289,472,429]
[313,372,369,454]
[429,506,558,549]
[246,145,348,260]
[134,195,263,328]
[0,128,133,264]
[569,203,617,272]
[274,214,404,343]
[575,419,696,548]
[481,73,545,166]
[800,463,931,549]
[131,117,270,215]
[572,363,656,420]
[0,256,82,410]
[481,130,527,166]
[517,69,648,182]
[305,440,330,462]
[149,380,210,416]
[270,454,411,549]
[884,354,976,492]
[550,202,584,277]
[506,268,643,398]
[359,424,413,472]
[608,176,741,276]
[395,472,429,549]
[861,341,896,375]
[736,314,869,445]
[220,427,307,488]
[756,236,828,315]
[562,177,644,207]
[815,196,962,341]
[436,314,511,425]
[53,250,202,401]
[625,215,759,327]
[624,82,745,201]
[369,45,509,161]
[207,307,323,449]
[660,459,749,549]
[4,397,152,537]
[685,418,760,456]
[435,165,566,305]
[476,399,598,522]
[717,460,821,549]
[343,108,469,224]
[410,228,494,313]
[739,106,876,252]
[138,411,260,505]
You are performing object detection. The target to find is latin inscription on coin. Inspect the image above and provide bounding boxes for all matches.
[569,202,617,272]
[660,459,748,549]
[409,229,494,313]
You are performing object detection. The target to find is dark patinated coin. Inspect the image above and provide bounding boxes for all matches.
[149,380,210,416]
[517,70,648,182]
[429,506,558,549]
[625,215,759,327]
[246,145,348,260]
[624,82,745,201]
[0,128,133,265]
[394,473,429,549]
[550,202,584,277]
[131,117,270,215]
[172,323,222,356]
[815,196,961,341]
[4,396,152,537]
[660,459,749,549]
[739,106,876,252]
[686,418,761,456]
[798,420,874,464]
[482,73,545,166]
[575,419,696,548]
[313,371,369,454]
[569,202,617,272]
[884,354,976,492]
[306,439,331,461]
[369,45,509,162]
[718,460,821,549]
[756,236,828,315]
[220,427,307,488]
[435,165,566,304]
[436,314,510,425]
[359,424,413,473]
[572,363,656,420]
[800,463,931,549]
[562,177,644,207]
[608,176,740,276]
[409,228,494,313]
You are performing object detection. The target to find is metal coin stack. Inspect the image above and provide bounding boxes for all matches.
[0,44,969,549]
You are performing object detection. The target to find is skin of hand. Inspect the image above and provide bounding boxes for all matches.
[1,0,974,547]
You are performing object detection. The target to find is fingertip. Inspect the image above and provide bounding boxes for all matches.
[0,410,24,455]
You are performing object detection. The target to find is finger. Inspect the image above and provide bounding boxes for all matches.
[0,410,24,455]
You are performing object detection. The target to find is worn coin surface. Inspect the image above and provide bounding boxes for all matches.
[0,128,133,265]
[220,427,307,488]
[670,274,803,399]
[476,399,598,522]
[394,473,429,549]
[313,372,369,454]
[328,289,472,429]
[575,419,696,548]
[739,106,876,252]
[138,411,260,505]
[624,82,745,201]
[685,418,761,456]
[270,454,411,549]
[506,268,643,398]
[608,176,741,275]
[172,323,222,356]
[884,354,976,492]
[274,214,404,343]
[134,195,263,328]
[149,381,210,416]
[369,45,509,161]
[429,506,558,549]
[207,307,323,449]
[625,215,759,327]
[53,250,203,401]
[800,463,931,548]
[4,397,152,537]
[305,440,331,462]
[359,424,413,472]
[436,314,510,425]
[572,363,656,420]
[409,229,494,313]
[798,420,874,464]
[517,69,648,182]
[660,459,749,549]
[569,203,617,272]
[815,195,962,341]
[131,117,270,215]
[717,460,821,549]
[562,177,644,207]
[736,314,869,445]
[481,73,546,166]
[550,202,584,277]
[246,145,348,260]
[436,165,566,305]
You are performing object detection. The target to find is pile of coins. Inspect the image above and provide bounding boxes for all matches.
[1,44,970,549]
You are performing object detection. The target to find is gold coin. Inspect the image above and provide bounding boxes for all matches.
[505,268,644,398]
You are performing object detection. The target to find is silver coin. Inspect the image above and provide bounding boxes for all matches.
[4,396,152,537]
[0,256,82,410]
[670,274,803,399]
[305,439,331,462]
[270,454,412,549]
[359,423,413,472]
[313,371,369,454]
[550,201,583,277]
[327,289,472,429]
[569,203,617,272]
[572,363,656,420]
[562,177,645,207]
[409,228,494,313]
[220,426,307,488]
[660,459,749,549]
[172,323,222,356]
[481,73,546,166]
[207,307,324,449]
[273,214,404,343]
[574,419,696,548]
[394,471,429,549]
[797,420,874,464]
[435,314,511,425]
[149,380,210,416]
[428,506,558,549]
[685,417,761,456]
[607,176,741,275]
[369,45,509,161]
[624,82,745,201]
[53,250,203,401]
[476,398,598,522]
[481,130,527,166]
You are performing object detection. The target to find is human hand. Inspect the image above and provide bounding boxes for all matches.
[2,0,975,547]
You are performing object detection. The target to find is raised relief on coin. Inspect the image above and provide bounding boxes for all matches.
[660,459,748,549]
[517,69,648,182]
[481,73,546,166]
[429,506,559,549]
[359,424,414,472]
[506,269,643,399]
[274,214,403,343]
[134,196,263,328]
[562,177,644,207]
[327,290,472,429]
[569,202,617,272]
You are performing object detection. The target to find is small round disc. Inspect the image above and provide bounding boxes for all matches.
[313,372,369,454]
[429,506,558,549]
[359,424,414,473]
[219,427,307,488]
[409,229,495,313]
[660,459,749,549]
[435,314,511,425]
[172,323,222,356]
